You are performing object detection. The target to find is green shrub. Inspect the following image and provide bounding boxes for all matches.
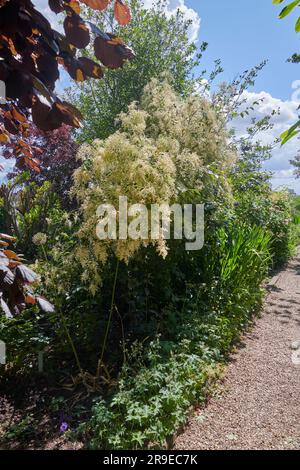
[0,309,50,373]
[78,223,272,449]
[85,346,217,449]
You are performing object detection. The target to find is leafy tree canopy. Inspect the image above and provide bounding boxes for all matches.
[68,0,207,142]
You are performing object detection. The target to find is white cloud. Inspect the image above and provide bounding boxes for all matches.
[232,90,300,192]
[273,169,295,179]
[233,90,298,139]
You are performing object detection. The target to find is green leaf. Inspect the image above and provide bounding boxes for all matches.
[280,119,300,145]
[278,0,300,19]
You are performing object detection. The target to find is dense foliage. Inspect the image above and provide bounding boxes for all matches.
[69,0,207,141]
[0,0,133,170]
[3,124,79,209]
[0,78,294,448]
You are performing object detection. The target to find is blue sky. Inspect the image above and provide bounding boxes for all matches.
[1,0,300,191]
[185,0,300,192]
[190,0,299,100]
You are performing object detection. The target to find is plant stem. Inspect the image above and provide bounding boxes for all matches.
[115,305,126,368]
[59,310,83,377]
[96,259,120,379]
[42,245,48,262]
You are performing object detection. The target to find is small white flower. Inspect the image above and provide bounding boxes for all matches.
[32,233,47,246]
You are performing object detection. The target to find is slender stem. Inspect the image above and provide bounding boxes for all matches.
[96,259,120,379]
[115,305,126,367]
[60,310,83,376]
[89,82,103,117]
[41,245,48,262]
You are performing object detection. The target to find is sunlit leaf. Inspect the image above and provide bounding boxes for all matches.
[0,234,16,241]
[80,0,111,11]
[280,119,300,145]
[114,0,131,26]
[0,128,10,143]
[68,1,81,15]
[78,56,104,78]
[16,264,38,284]
[25,293,37,305]
[11,107,26,123]
[3,250,21,261]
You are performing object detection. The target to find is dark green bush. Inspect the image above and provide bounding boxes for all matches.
[78,223,272,449]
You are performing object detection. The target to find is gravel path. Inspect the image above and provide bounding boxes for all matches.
[175,250,300,450]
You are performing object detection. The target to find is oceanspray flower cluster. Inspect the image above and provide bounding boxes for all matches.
[73,80,236,293]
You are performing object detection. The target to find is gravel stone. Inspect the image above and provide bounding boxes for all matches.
[175,250,300,450]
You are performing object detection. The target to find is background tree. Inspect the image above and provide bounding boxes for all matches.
[68,0,207,141]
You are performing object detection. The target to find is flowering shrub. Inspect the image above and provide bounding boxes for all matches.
[73,79,236,293]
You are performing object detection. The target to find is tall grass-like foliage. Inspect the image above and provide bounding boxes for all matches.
[211,224,271,289]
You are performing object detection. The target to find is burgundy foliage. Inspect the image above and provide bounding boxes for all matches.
[4,124,79,208]
[0,0,133,171]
